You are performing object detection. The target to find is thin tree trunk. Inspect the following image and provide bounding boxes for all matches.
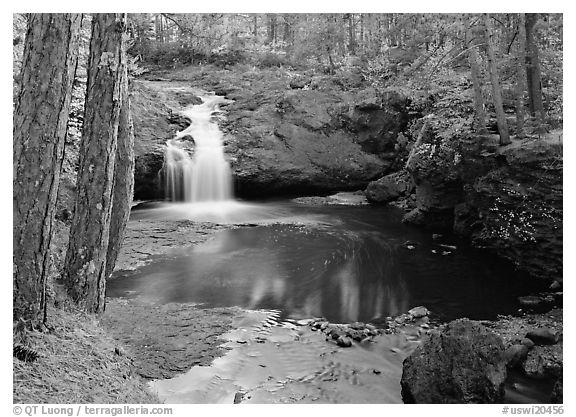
[266,14,276,45]
[64,13,127,313]
[515,13,527,139]
[360,13,364,50]
[483,13,511,145]
[347,14,356,55]
[105,77,134,279]
[466,16,488,134]
[13,13,82,323]
[525,13,546,132]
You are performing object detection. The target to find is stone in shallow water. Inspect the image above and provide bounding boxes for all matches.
[336,336,352,348]
[408,306,429,319]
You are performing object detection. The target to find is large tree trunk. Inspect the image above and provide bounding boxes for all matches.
[515,13,527,139]
[483,14,511,145]
[13,13,82,323]
[64,14,127,313]
[525,13,546,132]
[105,79,135,279]
[466,16,488,134]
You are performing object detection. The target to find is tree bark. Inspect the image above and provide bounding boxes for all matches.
[13,13,82,322]
[465,16,488,134]
[64,13,127,313]
[483,14,511,145]
[525,13,546,132]
[515,13,527,138]
[105,77,135,280]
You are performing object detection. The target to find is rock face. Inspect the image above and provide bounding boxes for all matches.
[384,122,562,282]
[401,319,507,404]
[462,139,563,281]
[222,84,410,197]
[130,81,201,200]
[402,122,466,229]
[129,67,412,199]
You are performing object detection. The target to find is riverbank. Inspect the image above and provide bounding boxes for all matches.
[13,305,158,403]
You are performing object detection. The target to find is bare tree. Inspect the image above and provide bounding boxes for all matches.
[525,13,546,133]
[515,13,527,138]
[483,13,511,145]
[466,15,488,134]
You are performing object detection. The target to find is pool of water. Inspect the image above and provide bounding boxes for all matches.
[107,201,545,324]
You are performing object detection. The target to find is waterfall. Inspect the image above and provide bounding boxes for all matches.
[164,95,233,203]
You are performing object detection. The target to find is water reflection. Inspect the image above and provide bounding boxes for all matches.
[108,203,544,323]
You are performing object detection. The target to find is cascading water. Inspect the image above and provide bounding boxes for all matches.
[150,92,286,223]
[165,95,233,203]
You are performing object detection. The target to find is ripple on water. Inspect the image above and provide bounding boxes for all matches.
[149,309,420,404]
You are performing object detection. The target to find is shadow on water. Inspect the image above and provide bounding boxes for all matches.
[108,201,546,323]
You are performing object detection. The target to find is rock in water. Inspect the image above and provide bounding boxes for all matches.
[401,319,507,403]
[336,336,352,348]
[408,306,429,319]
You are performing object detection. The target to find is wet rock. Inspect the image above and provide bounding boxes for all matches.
[439,244,457,251]
[518,295,545,308]
[347,329,365,342]
[233,392,244,404]
[408,306,429,319]
[503,344,529,368]
[550,280,561,290]
[365,170,414,204]
[336,336,352,348]
[526,328,559,345]
[401,319,507,403]
[167,110,191,129]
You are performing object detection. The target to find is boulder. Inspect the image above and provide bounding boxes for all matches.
[526,328,559,345]
[365,170,414,204]
[408,306,429,319]
[401,319,507,403]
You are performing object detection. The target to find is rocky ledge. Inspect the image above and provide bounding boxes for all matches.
[365,133,562,283]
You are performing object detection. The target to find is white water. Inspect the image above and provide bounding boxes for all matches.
[165,94,233,203]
